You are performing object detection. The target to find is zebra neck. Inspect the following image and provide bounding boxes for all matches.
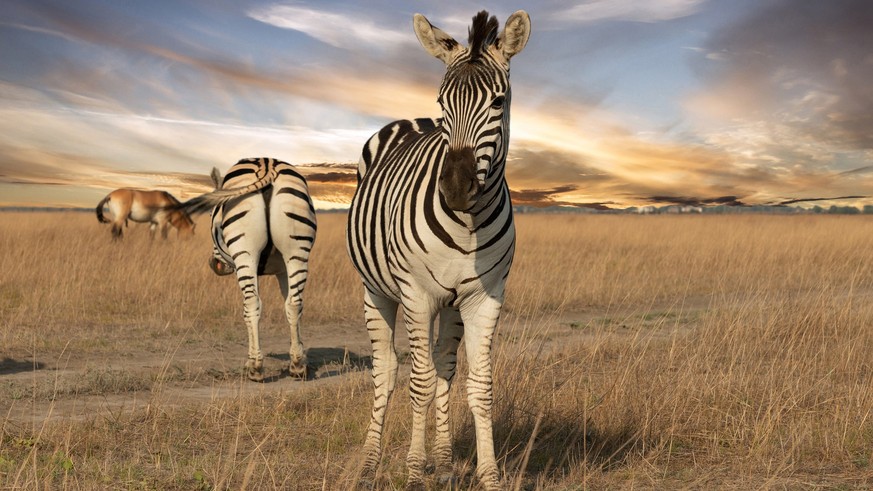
[470,159,507,216]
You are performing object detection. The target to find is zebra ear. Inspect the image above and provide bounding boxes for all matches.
[413,13,462,64]
[210,167,222,190]
[496,10,531,62]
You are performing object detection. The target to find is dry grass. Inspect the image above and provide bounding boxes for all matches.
[2,212,873,489]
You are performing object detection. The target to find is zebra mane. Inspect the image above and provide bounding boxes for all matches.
[467,10,499,62]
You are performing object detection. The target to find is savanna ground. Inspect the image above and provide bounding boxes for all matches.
[2,211,873,490]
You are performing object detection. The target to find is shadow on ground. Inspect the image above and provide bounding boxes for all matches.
[264,347,372,382]
[450,408,647,486]
[0,357,45,375]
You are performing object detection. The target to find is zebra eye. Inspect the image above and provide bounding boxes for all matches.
[491,96,505,109]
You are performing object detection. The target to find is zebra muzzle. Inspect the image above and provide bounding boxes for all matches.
[440,147,483,211]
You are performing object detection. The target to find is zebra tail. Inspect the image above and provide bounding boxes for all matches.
[95,195,111,223]
[175,167,276,215]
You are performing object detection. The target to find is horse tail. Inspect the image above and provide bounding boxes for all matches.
[96,195,111,223]
[177,162,276,215]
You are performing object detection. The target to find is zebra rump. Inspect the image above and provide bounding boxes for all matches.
[183,157,317,381]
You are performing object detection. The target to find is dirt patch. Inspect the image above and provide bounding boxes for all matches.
[1,303,703,427]
[1,321,377,425]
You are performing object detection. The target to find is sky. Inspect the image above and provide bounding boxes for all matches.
[1,0,872,210]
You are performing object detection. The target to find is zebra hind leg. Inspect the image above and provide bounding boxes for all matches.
[360,290,399,486]
[277,271,308,379]
[239,270,264,382]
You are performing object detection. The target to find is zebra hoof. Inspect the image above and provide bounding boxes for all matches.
[245,360,264,382]
[287,361,308,379]
[357,468,377,490]
[246,369,264,382]
[478,477,502,491]
[436,470,459,488]
[404,479,426,491]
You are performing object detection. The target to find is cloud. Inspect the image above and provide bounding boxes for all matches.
[247,4,408,49]
[645,195,745,207]
[546,0,705,24]
[775,196,869,206]
[510,185,616,210]
[6,1,873,211]
[0,20,80,44]
[0,145,215,202]
[0,82,372,205]
[303,170,358,184]
[692,0,873,151]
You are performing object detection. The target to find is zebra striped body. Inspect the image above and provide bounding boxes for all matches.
[346,11,530,489]
[187,157,316,381]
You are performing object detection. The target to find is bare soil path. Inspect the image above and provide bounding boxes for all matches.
[1,299,704,428]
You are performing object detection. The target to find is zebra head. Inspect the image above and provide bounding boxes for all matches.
[414,10,530,212]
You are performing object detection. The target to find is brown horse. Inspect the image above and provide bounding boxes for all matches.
[96,189,195,239]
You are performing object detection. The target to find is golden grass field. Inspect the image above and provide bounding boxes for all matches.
[2,211,873,489]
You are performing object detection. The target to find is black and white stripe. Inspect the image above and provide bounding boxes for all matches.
[186,157,317,381]
[346,11,530,489]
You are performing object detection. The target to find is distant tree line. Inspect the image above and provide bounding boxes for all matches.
[510,204,873,215]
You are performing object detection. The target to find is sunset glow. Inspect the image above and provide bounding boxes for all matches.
[2,1,871,209]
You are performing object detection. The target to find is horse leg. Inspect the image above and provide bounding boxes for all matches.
[108,197,129,240]
[111,221,123,240]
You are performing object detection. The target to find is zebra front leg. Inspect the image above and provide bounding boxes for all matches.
[361,290,399,482]
[433,306,464,482]
[459,296,503,490]
[238,266,264,381]
[404,304,438,488]
[277,270,308,379]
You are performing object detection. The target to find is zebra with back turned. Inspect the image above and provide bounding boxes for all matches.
[184,157,316,381]
[346,10,530,489]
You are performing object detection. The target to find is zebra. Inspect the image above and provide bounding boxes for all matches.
[183,157,317,381]
[346,10,530,489]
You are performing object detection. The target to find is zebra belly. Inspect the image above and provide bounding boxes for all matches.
[364,252,403,302]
